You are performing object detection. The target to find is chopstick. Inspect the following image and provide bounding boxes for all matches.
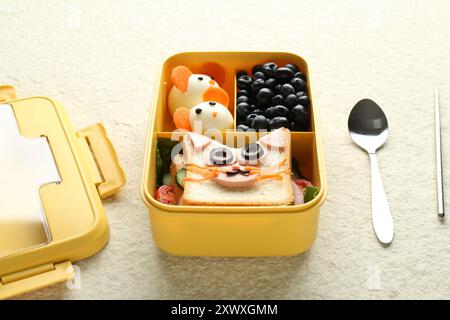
[435,88,445,218]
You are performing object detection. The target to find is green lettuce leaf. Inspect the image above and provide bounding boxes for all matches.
[156,138,179,187]
[304,186,319,203]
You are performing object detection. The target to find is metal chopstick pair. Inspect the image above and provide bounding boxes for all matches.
[435,89,445,218]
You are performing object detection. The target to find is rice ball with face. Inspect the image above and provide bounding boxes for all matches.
[189,101,233,131]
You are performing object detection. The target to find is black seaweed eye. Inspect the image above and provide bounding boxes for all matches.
[210,147,234,165]
[241,143,264,161]
[198,77,203,81]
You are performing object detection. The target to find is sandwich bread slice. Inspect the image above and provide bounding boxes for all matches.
[181,128,294,206]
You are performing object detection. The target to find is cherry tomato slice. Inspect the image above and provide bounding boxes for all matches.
[155,185,176,205]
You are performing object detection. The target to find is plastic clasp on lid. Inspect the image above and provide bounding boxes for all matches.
[77,123,126,199]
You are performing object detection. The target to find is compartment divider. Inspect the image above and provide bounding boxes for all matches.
[290,131,319,186]
[233,75,238,131]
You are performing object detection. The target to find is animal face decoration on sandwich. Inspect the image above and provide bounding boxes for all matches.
[179,128,294,206]
[169,65,234,131]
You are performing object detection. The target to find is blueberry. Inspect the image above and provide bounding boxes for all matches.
[280,84,295,97]
[258,104,271,110]
[237,90,250,98]
[246,113,258,127]
[237,102,250,109]
[236,95,249,104]
[295,91,306,98]
[264,78,277,90]
[284,63,299,73]
[253,71,265,80]
[236,70,248,78]
[264,107,275,118]
[275,67,295,80]
[272,94,284,106]
[252,115,269,130]
[256,88,273,106]
[297,95,310,107]
[252,64,263,75]
[274,84,282,94]
[291,77,307,91]
[284,94,297,108]
[272,105,290,117]
[291,105,310,129]
[262,62,278,77]
[248,104,257,112]
[252,108,264,115]
[237,124,249,132]
[294,71,306,81]
[269,117,290,130]
[237,75,252,90]
[251,78,265,93]
[237,102,250,120]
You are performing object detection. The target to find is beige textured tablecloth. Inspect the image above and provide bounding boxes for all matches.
[2,0,450,299]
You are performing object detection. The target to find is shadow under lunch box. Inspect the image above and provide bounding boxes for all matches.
[141,52,327,257]
[0,86,125,299]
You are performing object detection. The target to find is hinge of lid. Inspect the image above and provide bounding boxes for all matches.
[0,261,74,299]
[1,263,55,285]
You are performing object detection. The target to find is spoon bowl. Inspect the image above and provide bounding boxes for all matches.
[348,99,389,153]
[348,99,394,245]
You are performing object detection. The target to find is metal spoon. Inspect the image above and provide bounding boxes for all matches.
[348,99,394,245]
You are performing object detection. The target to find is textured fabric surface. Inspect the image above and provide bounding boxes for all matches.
[2,0,450,299]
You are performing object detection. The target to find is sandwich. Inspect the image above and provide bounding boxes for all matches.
[178,128,294,206]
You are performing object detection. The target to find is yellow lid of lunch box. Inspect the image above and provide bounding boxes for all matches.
[0,86,126,299]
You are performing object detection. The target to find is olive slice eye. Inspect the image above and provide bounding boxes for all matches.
[241,143,265,162]
[209,147,235,166]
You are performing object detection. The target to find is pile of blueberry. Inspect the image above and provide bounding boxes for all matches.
[236,62,310,131]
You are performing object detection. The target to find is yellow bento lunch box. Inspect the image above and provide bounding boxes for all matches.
[141,52,327,257]
[0,86,125,299]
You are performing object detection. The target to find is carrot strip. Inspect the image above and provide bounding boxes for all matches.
[244,158,287,171]
[212,167,233,173]
[186,165,210,174]
[277,158,287,167]
[274,169,290,175]
[256,174,283,182]
[186,163,210,170]
[244,165,261,170]
[255,168,290,182]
